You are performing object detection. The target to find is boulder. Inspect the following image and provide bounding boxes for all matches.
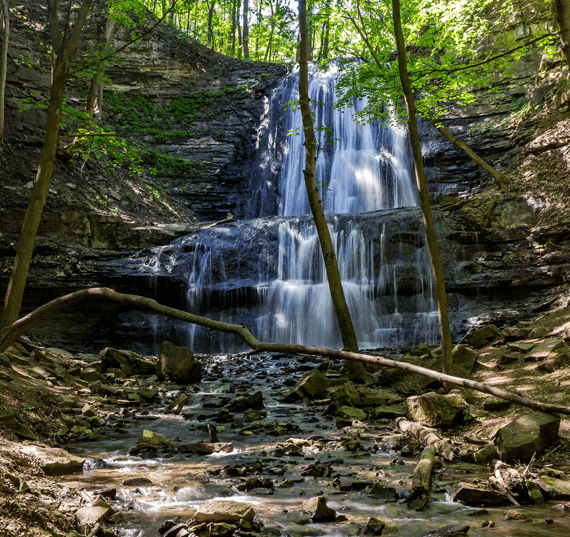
[336,406,367,422]
[194,500,255,523]
[368,483,397,501]
[302,496,336,521]
[137,429,170,448]
[326,381,360,406]
[535,476,570,500]
[496,411,560,460]
[75,505,113,534]
[229,391,264,411]
[100,348,155,376]
[156,341,202,384]
[20,443,85,475]
[452,483,509,506]
[285,370,329,401]
[406,392,467,427]
[363,517,386,535]
[472,444,499,465]
[464,325,501,348]
[451,345,478,378]
[429,524,469,535]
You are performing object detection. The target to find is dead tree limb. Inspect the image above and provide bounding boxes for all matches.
[2,287,570,415]
[395,417,456,461]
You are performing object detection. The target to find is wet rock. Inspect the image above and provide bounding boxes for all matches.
[179,442,234,454]
[406,392,468,427]
[526,481,544,504]
[209,522,237,537]
[100,348,155,376]
[156,341,202,384]
[20,442,85,475]
[122,477,153,486]
[336,406,367,422]
[428,524,470,535]
[496,411,560,460]
[228,391,264,411]
[163,523,190,537]
[194,500,255,523]
[137,429,170,448]
[451,345,478,378]
[363,517,386,535]
[75,505,113,534]
[302,496,336,521]
[535,476,570,500]
[368,483,397,501]
[464,325,501,348]
[285,370,329,401]
[139,388,159,401]
[452,483,509,506]
[472,444,499,465]
[165,394,188,414]
[100,488,117,500]
[301,461,333,477]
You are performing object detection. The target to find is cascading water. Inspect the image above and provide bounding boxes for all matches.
[134,64,439,353]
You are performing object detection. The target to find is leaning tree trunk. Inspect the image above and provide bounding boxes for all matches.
[392,0,453,378]
[0,0,9,139]
[0,0,93,330]
[298,0,365,380]
[555,0,570,68]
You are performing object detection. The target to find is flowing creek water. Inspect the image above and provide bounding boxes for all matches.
[65,352,570,537]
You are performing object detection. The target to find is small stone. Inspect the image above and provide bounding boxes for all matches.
[363,517,385,535]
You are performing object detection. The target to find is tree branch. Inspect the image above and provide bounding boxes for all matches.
[2,288,570,415]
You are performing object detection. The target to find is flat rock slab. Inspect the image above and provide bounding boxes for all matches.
[75,505,113,533]
[507,341,537,353]
[407,392,467,427]
[526,339,564,360]
[497,411,560,460]
[194,500,255,523]
[452,483,509,506]
[20,442,85,475]
[536,476,570,500]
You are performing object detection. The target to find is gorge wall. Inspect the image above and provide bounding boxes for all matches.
[1,2,570,352]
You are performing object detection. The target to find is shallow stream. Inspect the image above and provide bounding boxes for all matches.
[62,352,570,537]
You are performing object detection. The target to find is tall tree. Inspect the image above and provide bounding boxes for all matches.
[0,0,93,330]
[555,0,570,67]
[298,0,367,382]
[243,0,250,58]
[0,0,8,139]
[392,0,453,377]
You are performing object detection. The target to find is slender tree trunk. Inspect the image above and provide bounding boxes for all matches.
[243,0,249,59]
[231,0,237,56]
[392,0,453,378]
[298,0,363,380]
[4,287,570,416]
[0,0,93,330]
[237,0,242,58]
[555,0,570,68]
[207,0,216,47]
[0,0,8,139]
[429,119,508,190]
[85,13,116,120]
[264,0,276,61]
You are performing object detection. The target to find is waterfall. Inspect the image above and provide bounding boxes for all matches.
[246,64,437,349]
[133,64,440,353]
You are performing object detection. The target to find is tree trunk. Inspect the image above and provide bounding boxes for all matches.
[555,0,570,68]
[406,445,435,510]
[392,0,453,378]
[0,0,9,139]
[0,0,93,330]
[429,118,508,190]
[85,13,116,120]
[298,0,363,381]
[207,0,216,47]
[3,287,570,416]
[242,0,249,59]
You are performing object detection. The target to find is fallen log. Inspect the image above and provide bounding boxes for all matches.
[406,444,436,510]
[395,417,456,461]
[3,287,570,415]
